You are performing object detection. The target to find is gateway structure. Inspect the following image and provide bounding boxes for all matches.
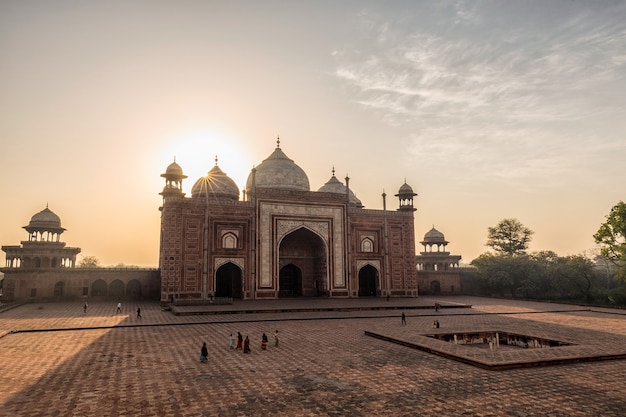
[159,140,418,303]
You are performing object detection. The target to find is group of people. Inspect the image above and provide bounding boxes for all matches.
[201,330,279,362]
[82,302,141,318]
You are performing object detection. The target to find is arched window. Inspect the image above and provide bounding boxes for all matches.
[222,232,237,249]
[361,238,374,253]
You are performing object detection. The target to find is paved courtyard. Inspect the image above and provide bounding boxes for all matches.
[0,296,625,416]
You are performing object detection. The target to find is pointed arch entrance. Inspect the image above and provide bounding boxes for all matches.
[278,227,327,297]
[215,262,243,299]
[358,264,379,297]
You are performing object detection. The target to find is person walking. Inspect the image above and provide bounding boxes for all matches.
[136,306,142,319]
[261,333,268,350]
[116,302,122,314]
[229,333,235,349]
[274,330,279,347]
[236,332,243,350]
[243,336,251,354]
[401,312,406,326]
[83,303,88,314]
[200,342,208,363]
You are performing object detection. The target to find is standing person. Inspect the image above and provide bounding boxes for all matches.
[243,336,251,354]
[261,333,268,350]
[433,320,437,329]
[236,332,243,350]
[274,330,279,347]
[200,342,208,363]
[401,312,406,326]
[136,306,142,319]
[83,302,88,314]
[436,320,440,328]
[229,333,235,350]
[116,302,122,314]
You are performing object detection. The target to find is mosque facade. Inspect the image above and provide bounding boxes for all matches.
[159,140,418,303]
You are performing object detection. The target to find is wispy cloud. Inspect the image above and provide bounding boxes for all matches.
[334,2,626,187]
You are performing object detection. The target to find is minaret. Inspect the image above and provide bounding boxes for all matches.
[160,158,187,201]
[395,180,417,211]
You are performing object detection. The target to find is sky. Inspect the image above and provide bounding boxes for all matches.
[1,0,625,267]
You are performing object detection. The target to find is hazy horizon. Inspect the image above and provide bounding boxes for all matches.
[1,1,625,267]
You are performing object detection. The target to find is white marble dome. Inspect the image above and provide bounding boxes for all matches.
[246,144,310,192]
[192,164,240,200]
[317,174,362,207]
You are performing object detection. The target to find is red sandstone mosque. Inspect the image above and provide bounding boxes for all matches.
[158,139,419,302]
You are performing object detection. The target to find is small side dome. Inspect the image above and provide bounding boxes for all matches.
[317,172,363,207]
[192,164,240,200]
[245,140,310,192]
[24,207,65,232]
[423,226,447,243]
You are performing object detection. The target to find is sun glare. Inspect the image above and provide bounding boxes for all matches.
[161,128,253,197]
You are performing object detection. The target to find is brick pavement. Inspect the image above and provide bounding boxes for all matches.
[0,296,625,416]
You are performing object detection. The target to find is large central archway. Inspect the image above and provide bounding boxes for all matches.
[278,227,327,297]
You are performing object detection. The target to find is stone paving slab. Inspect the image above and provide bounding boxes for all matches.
[1,296,625,416]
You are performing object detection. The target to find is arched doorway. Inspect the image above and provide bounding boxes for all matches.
[215,263,243,299]
[110,280,125,299]
[358,264,379,297]
[279,227,327,297]
[54,281,65,297]
[430,280,441,294]
[126,280,142,299]
[279,264,302,297]
[91,279,108,297]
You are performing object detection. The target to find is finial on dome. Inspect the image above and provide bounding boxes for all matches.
[215,155,218,166]
[332,166,335,177]
[276,136,280,148]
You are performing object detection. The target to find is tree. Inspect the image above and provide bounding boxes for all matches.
[486,218,534,256]
[78,256,101,268]
[594,201,626,281]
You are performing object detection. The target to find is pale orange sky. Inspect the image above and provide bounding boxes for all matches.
[1,1,625,267]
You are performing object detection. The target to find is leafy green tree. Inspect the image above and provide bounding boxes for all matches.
[486,218,534,255]
[78,256,100,268]
[594,201,626,282]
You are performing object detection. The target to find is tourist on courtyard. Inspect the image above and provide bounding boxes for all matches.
[137,306,142,318]
[229,333,235,349]
[433,320,437,329]
[274,330,279,347]
[83,302,88,314]
[200,342,208,363]
[436,320,440,328]
[116,302,121,313]
[401,312,406,325]
[261,332,268,350]
[243,336,251,354]
[435,302,440,312]
[236,332,243,350]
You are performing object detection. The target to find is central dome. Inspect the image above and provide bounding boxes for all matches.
[246,143,310,192]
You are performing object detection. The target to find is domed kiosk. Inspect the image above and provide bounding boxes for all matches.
[158,138,419,304]
[415,226,462,295]
[1,206,160,302]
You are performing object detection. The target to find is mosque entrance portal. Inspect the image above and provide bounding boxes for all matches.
[278,227,327,297]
